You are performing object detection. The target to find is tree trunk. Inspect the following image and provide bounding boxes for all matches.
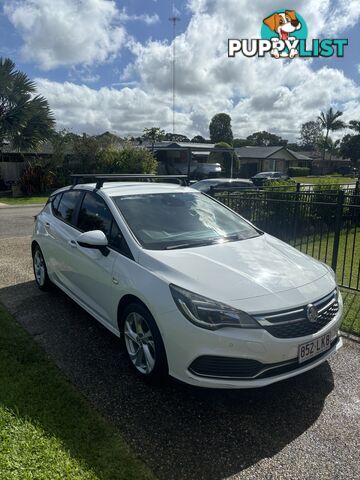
[323,129,329,161]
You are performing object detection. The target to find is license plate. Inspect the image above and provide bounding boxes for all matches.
[298,333,331,363]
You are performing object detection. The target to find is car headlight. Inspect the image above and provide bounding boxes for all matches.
[320,262,336,280]
[169,284,260,330]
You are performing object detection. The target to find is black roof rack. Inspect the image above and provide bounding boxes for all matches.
[70,174,189,189]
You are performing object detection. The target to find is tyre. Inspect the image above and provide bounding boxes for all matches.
[32,245,52,291]
[121,303,168,384]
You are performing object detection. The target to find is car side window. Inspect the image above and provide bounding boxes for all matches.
[78,193,112,236]
[109,219,132,257]
[78,192,133,258]
[55,191,82,225]
[51,194,61,213]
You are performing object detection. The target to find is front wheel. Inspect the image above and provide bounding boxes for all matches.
[32,245,52,291]
[121,303,168,384]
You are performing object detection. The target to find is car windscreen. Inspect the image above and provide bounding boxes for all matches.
[113,192,261,250]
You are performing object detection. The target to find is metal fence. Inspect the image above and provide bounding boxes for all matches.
[212,185,360,292]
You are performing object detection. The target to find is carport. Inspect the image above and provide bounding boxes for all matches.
[152,142,236,178]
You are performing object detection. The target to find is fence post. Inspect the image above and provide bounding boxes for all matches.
[296,182,301,192]
[331,189,345,272]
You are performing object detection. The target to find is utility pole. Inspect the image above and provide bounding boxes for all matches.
[169,6,180,135]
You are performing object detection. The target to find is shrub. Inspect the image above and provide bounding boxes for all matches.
[263,179,296,191]
[288,167,310,177]
[18,162,55,195]
[96,144,157,174]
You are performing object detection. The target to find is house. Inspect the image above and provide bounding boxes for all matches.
[235,146,312,177]
[300,151,352,175]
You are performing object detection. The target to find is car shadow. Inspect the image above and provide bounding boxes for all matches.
[0,281,335,480]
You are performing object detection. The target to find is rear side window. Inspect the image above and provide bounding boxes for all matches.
[51,194,62,214]
[55,191,83,225]
[78,193,112,237]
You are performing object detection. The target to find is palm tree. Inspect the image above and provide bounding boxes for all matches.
[318,108,345,160]
[0,57,55,154]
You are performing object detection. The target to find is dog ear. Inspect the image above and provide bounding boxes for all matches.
[263,13,280,31]
[285,10,297,21]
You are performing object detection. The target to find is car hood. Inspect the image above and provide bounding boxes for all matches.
[138,234,333,307]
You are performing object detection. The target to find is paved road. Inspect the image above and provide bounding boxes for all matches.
[0,205,43,238]
[0,214,359,480]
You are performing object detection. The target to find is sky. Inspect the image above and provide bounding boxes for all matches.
[1,0,360,141]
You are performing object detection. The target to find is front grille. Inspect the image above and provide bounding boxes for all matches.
[255,290,339,339]
[189,338,340,380]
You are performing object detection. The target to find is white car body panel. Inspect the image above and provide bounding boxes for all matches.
[32,182,342,388]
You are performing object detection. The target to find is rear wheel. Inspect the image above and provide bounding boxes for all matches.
[32,245,52,291]
[121,303,168,383]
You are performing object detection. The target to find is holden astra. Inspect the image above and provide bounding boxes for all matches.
[31,178,343,388]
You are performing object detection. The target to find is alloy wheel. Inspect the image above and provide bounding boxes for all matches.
[124,312,156,375]
[34,249,46,287]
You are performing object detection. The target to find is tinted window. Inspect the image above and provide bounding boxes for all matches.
[78,193,112,236]
[78,193,132,258]
[51,194,62,213]
[56,191,82,225]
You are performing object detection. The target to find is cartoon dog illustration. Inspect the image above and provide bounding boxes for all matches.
[263,10,302,58]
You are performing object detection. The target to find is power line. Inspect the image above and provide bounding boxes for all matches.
[169,6,180,135]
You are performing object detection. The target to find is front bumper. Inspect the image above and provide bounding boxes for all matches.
[160,298,343,389]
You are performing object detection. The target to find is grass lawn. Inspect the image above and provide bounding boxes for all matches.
[293,228,360,291]
[0,304,155,480]
[341,290,360,336]
[294,176,357,185]
[0,194,49,205]
[292,230,359,336]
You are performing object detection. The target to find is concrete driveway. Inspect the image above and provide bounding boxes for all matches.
[0,206,359,480]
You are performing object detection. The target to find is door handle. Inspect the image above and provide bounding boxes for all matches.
[45,222,51,228]
[68,240,77,248]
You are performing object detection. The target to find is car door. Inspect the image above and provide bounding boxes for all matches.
[43,189,85,295]
[70,191,133,328]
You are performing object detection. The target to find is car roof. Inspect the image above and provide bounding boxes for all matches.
[52,182,197,197]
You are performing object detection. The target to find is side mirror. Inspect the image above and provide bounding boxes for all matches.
[77,230,109,256]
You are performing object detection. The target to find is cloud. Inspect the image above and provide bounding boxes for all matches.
[118,8,160,25]
[122,0,360,139]
[10,0,359,140]
[4,0,126,69]
[35,78,193,136]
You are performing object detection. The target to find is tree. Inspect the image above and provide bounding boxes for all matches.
[209,113,233,144]
[72,133,102,172]
[318,108,345,160]
[142,127,165,150]
[0,57,55,151]
[191,135,207,143]
[299,121,322,150]
[246,131,287,146]
[317,136,340,161]
[340,134,360,167]
[233,138,252,148]
[164,133,190,142]
[349,120,360,133]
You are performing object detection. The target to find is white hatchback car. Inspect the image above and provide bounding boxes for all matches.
[32,176,343,388]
